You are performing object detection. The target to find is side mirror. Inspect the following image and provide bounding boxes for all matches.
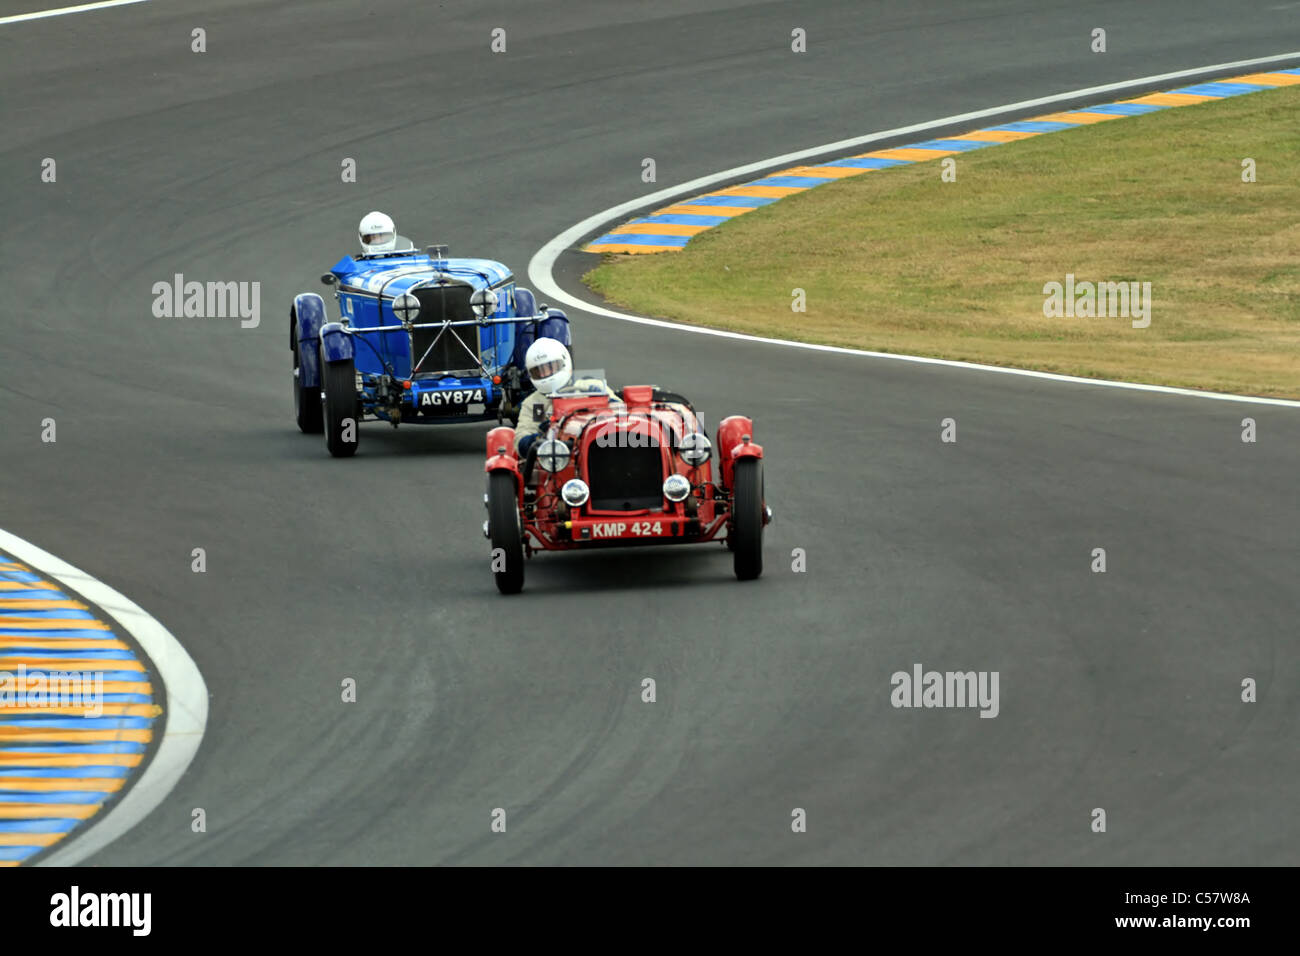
[320,273,338,286]
[470,289,499,320]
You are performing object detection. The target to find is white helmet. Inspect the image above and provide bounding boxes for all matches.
[525,337,572,395]
[358,211,397,254]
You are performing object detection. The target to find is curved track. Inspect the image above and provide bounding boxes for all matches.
[1,0,1297,865]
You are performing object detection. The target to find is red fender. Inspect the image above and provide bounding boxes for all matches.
[717,415,763,489]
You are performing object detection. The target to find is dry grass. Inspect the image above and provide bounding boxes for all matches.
[585,86,1300,397]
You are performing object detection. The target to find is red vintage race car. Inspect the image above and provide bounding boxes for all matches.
[482,370,769,593]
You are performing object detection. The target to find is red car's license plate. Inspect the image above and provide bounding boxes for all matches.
[587,520,668,538]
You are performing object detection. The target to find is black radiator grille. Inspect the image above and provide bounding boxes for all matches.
[411,286,479,375]
[585,444,664,511]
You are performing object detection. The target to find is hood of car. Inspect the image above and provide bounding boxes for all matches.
[329,254,512,296]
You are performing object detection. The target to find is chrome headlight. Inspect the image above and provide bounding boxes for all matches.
[561,478,590,507]
[536,438,571,473]
[678,431,711,465]
[663,473,691,502]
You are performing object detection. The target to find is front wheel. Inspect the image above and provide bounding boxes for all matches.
[487,471,525,594]
[322,355,359,458]
[730,458,764,580]
[292,325,323,434]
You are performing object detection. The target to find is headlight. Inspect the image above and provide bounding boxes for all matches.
[663,473,691,502]
[536,438,571,472]
[678,431,711,465]
[561,478,590,507]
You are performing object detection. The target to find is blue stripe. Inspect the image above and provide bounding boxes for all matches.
[0,791,109,804]
[1278,68,1300,75]
[0,649,136,659]
[0,742,146,754]
[0,609,93,619]
[1081,102,1165,115]
[902,139,998,152]
[0,846,43,861]
[0,630,119,639]
[0,766,132,778]
[629,214,727,227]
[1,670,147,683]
[746,175,831,188]
[0,573,44,583]
[0,818,78,833]
[5,694,151,705]
[0,716,153,729]
[984,120,1077,133]
[681,195,777,208]
[0,590,66,599]
[1168,81,1271,96]
[589,233,691,247]
[822,157,911,169]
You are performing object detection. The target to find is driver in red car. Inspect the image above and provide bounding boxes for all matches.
[514,338,619,455]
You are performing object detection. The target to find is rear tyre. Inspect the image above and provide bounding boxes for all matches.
[731,458,764,580]
[487,471,525,594]
[292,324,323,434]
[322,355,359,458]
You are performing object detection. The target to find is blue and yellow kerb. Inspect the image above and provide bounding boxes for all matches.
[0,553,160,865]
[586,68,1300,255]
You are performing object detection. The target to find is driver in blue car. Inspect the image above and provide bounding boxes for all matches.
[514,338,620,456]
[357,210,399,255]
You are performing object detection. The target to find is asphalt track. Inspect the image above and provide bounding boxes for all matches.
[1,0,1297,865]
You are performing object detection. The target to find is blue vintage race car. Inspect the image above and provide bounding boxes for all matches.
[290,242,572,457]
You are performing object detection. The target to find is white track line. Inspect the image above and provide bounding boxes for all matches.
[0,529,209,867]
[528,51,1300,409]
[0,0,148,26]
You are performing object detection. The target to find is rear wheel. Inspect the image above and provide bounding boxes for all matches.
[731,458,764,580]
[487,471,525,594]
[292,324,323,434]
[322,354,359,458]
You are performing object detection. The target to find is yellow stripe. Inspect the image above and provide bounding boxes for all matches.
[0,581,58,592]
[1030,110,1125,125]
[653,204,756,218]
[1123,92,1218,106]
[712,185,808,198]
[0,833,62,846]
[585,243,682,254]
[1231,71,1300,86]
[609,223,713,236]
[0,599,87,611]
[0,680,152,695]
[0,753,143,767]
[0,778,122,792]
[0,804,101,819]
[0,658,145,671]
[0,730,152,743]
[0,619,111,631]
[777,164,874,180]
[862,147,960,161]
[0,637,128,649]
[945,129,1040,143]
[0,564,27,572]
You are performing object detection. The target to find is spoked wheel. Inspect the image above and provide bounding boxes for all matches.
[730,458,764,580]
[487,471,525,594]
[321,354,359,458]
[292,325,323,434]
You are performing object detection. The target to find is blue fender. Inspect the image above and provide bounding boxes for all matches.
[320,321,355,363]
[538,310,571,348]
[293,293,326,387]
[513,287,537,318]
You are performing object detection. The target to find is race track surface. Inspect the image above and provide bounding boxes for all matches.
[1,0,1297,864]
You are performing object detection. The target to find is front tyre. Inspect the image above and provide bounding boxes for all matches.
[487,471,525,594]
[322,355,359,458]
[731,458,764,580]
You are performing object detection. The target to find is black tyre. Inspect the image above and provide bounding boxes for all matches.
[731,458,764,580]
[321,354,359,458]
[292,322,323,434]
[487,470,525,594]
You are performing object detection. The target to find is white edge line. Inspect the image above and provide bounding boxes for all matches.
[0,0,149,26]
[528,50,1300,410]
[0,528,209,867]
